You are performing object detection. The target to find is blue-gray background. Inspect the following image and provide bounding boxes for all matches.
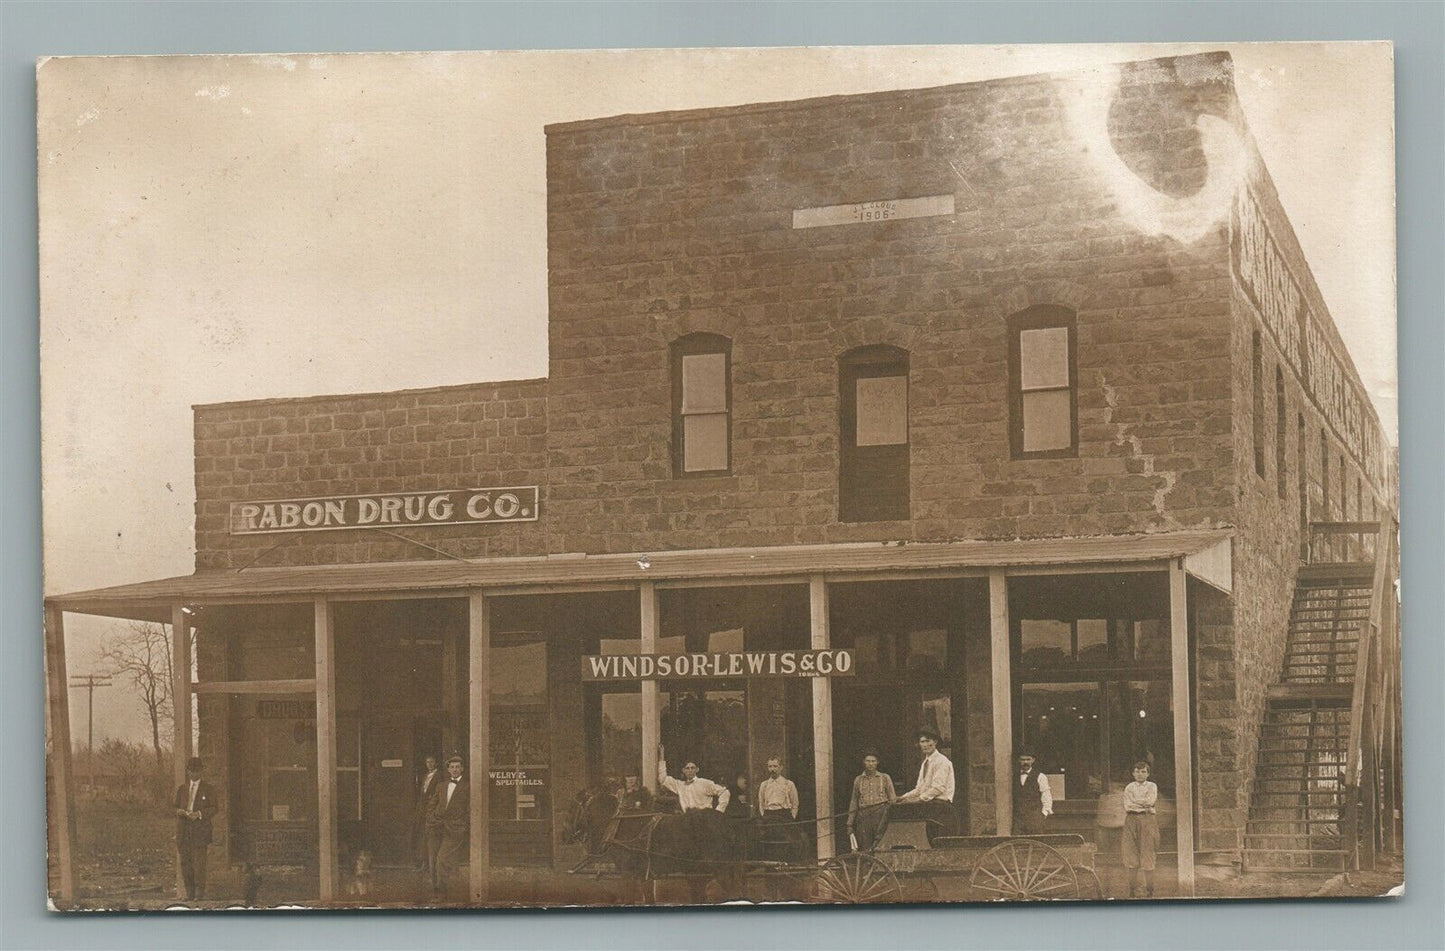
[2,3,1440,949]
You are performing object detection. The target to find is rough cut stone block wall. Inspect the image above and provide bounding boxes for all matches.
[193,380,548,569]
[542,54,1242,557]
[1195,166,1395,865]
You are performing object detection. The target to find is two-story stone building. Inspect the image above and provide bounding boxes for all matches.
[45,50,1400,905]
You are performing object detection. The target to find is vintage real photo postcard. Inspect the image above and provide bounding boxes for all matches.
[39,42,1401,909]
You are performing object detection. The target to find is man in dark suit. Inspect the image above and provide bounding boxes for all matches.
[426,754,469,898]
[173,756,217,900]
[414,754,442,874]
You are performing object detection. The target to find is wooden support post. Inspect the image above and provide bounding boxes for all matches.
[43,605,77,908]
[1168,560,1196,897]
[171,603,192,900]
[313,598,338,902]
[809,576,835,861]
[640,581,660,793]
[988,569,1013,836]
[468,591,490,904]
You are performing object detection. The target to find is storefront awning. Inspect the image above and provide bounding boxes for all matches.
[46,528,1233,621]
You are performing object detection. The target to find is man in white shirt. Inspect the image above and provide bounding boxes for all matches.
[894,729,958,843]
[658,750,730,814]
[756,756,803,862]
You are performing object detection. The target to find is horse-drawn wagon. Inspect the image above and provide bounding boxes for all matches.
[567,788,1101,904]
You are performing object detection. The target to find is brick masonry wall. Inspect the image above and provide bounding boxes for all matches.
[194,380,548,570]
[542,54,1241,557]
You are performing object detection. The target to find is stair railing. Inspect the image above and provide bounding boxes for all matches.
[1306,520,1379,565]
[1338,520,1391,871]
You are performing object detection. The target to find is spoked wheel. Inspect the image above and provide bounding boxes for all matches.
[812,853,903,904]
[968,839,1079,901]
[1073,866,1104,901]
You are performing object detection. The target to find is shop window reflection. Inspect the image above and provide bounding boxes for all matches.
[1021,683,1102,800]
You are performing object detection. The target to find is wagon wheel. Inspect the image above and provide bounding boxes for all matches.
[812,853,903,904]
[1073,866,1103,901]
[968,839,1079,901]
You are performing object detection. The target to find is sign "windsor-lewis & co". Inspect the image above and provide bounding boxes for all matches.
[581,649,856,681]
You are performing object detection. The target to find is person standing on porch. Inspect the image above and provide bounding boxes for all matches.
[657,748,730,813]
[173,757,217,901]
[894,729,957,843]
[1012,750,1054,836]
[427,755,469,898]
[756,756,803,863]
[414,754,442,875]
[846,749,897,852]
[1122,760,1160,898]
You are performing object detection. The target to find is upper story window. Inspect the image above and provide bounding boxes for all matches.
[671,333,731,476]
[1252,331,1266,479]
[1275,365,1287,498]
[1009,306,1077,458]
[839,345,910,522]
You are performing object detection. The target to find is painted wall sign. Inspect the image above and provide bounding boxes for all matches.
[256,699,315,719]
[1233,190,1303,374]
[1233,190,1386,488]
[229,486,539,534]
[581,649,856,681]
[489,769,546,788]
[380,759,404,768]
[792,194,955,229]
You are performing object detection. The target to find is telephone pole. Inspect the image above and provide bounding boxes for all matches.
[69,675,112,793]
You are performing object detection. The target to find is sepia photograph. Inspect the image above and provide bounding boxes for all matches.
[38,41,1401,911]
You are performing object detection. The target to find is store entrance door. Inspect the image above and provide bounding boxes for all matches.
[364,716,445,867]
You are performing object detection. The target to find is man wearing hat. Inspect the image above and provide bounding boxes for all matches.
[893,728,958,844]
[845,749,896,852]
[173,756,217,900]
[1012,750,1054,836]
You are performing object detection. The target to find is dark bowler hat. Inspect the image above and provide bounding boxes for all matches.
[186,756,204,770]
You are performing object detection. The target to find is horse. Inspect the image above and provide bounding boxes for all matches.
[565,783,750,904]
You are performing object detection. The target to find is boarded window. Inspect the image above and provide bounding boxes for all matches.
[840,345,909,521]
[671,335,731,475]
[1009,306,1077,457]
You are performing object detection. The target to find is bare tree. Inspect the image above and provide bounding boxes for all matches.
[98,620,183,792]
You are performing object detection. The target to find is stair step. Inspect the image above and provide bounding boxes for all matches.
[1268,684,1353,701]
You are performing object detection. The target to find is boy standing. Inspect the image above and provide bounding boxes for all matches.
[1122,760,1159,898]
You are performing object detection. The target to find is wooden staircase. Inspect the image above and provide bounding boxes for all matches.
[1243,564,1373,872]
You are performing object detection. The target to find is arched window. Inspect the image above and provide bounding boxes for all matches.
[1008,306,1078,458]
[839,345,909,522]
[671,333,731,476]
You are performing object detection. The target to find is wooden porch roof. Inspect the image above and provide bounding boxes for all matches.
[46,528,1233,621]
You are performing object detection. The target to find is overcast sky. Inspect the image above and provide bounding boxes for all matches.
[38,43,1396,744]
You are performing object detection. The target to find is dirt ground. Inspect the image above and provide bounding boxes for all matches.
[55,797,1405,910]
